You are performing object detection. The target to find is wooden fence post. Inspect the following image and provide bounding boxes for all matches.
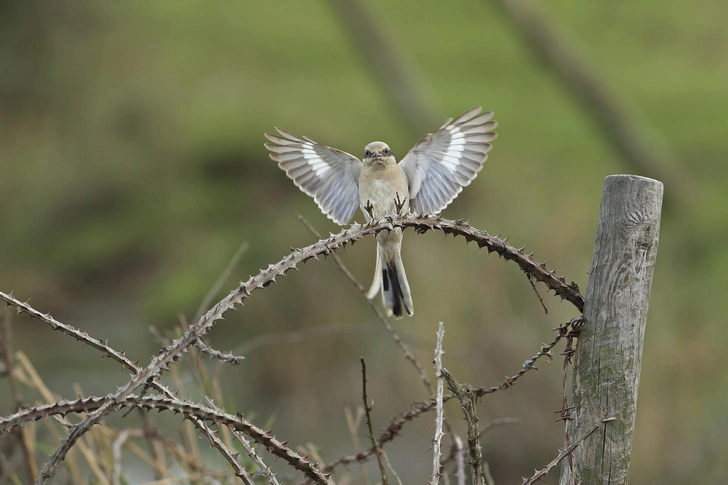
[559,174,664,485]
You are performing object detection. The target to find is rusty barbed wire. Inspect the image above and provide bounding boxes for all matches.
[521,423,600,485]
[324,317,583,472]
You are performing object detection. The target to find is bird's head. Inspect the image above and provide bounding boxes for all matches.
[363,141,396,167]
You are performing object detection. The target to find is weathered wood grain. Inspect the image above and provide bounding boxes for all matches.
[560,174,664,485]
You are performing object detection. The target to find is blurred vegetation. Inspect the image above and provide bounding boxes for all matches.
[1,0,727,483]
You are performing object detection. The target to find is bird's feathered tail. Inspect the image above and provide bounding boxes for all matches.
[366,241,413,318]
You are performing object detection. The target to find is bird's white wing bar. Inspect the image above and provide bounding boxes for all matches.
[399,107,497,215]
[265,128,362,225]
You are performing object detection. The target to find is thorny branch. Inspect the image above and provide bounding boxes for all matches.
[200,421,256,485]
[231,428,282,485]
[0,293,253,483]
[442,369,485,485]
[0,395,331,485]
[203,395,281,485]
[299,213,460,483]
[431,323,446,485]
[0,290,141,374]
[195,338,245,365]
[0,292,324,484]
[0,310,39,481]
[1,215,583,482]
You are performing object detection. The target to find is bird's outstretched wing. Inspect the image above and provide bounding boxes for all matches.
[265,129,362,225]
[399,107,497,215]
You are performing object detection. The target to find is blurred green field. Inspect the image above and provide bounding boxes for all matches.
[1,0,727,483]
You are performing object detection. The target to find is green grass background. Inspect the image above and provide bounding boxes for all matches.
[1,0,726,483]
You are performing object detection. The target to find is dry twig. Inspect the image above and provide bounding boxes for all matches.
[431,323,446,485]
[137,411,169,480]
[453,435,466,485]
[0,310,39,481]
[527,275,548,314]
[360,358,390,485]
[344,406,370,485]
[193,241,250,323]
[111,429,143,485]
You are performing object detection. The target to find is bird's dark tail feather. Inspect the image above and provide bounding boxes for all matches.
[382,258,413,318]
[367,243,414,318]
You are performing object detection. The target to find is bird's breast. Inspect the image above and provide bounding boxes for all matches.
[358,165,409,220]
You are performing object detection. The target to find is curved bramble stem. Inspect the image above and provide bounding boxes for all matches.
[1,214,582,483]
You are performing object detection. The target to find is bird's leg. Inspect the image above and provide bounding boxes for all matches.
[393,192,407,215]
[364,199,375,220]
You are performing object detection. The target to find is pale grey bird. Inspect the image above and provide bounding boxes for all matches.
[265,107,497,318]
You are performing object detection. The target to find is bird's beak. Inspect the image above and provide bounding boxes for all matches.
[371,151,383,159]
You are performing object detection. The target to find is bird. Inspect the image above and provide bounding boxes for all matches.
[264,107,497,318]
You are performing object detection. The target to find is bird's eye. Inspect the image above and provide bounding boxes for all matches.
[365,149,371,157]
[383,148,391,156]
